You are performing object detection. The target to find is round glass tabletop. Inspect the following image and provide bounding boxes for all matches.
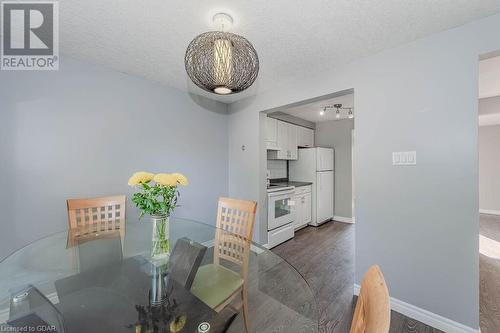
[0,218,318,333]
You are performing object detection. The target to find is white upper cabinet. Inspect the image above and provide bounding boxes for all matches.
[265,117,279,150]
[298,126,314,148]
[288,124,298,160]
[267,120,313,160]
[275,120,292,159]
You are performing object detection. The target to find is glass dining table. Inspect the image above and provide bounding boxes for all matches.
[0,217,318,333]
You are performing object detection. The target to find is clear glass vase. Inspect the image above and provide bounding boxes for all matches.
[151,214,170,261]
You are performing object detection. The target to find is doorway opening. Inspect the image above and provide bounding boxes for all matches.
[258,88,356,332]
[478,51,500,333]
[262,89,355,243]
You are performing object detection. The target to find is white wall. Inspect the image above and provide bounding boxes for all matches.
[315,119,354,218]
[228,105,262,241]
[228,13,500,330]
[267,160,287,179]
[479,125,500,213]
[0,57,229,259]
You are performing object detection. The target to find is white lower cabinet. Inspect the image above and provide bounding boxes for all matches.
[268,223,294,248]
[294,186,312,230]
[303,192,312,223]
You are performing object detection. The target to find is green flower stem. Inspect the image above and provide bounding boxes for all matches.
[152,218,169,258]
[131,182,180,218]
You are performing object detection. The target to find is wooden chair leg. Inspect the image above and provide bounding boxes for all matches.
[241,288,251,333]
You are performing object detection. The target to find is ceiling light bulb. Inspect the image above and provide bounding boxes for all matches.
[348,109,354,119]
[213,38,233,92]
[214,86,232,95]
[335,110,340,119]
[212,17,233,91]
[320,109,325,116]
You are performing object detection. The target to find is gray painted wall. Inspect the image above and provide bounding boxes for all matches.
[479,125,500,212]
[228,104,262,242]
[0,57,229,260]
[315,119,354,218]
[228,13,500,329]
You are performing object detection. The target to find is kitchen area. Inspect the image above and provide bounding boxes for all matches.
[263,93,355,248]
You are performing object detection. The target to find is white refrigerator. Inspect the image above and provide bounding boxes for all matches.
[289,147,334,226]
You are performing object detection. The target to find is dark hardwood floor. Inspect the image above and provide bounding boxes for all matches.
[227,216,500,332]
[272,221,443,333]
[480,213,500,333]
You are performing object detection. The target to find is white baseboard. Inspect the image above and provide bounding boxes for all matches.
[334,215,354,224]
[479,209,500,216]
[353,284,478,333]
[251,244,266,254]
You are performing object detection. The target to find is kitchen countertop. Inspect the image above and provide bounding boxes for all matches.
[270,180,313,188]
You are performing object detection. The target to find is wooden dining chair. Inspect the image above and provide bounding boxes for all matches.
[76,231,123,272]
[54,232,123,299]
[191,197,257,333]
[210,305,239,333]
[66,195,126,248]
[350,265,391,333]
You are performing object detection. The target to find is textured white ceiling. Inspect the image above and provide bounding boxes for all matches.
[59,0,500,103]
[279,94,354,123]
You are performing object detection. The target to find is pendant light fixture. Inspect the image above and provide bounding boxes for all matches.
[185,13,259,95]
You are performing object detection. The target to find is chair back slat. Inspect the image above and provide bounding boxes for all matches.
[214,198,257,274]
[66,195,126,247]
[349,265,390,333]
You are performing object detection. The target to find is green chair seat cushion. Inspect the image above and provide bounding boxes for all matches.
[191,264,244,309]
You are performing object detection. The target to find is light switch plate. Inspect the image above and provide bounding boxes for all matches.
[393,151,416,166]
[392,152,399,164]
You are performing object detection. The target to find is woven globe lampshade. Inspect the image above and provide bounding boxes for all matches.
[185,31,259,95]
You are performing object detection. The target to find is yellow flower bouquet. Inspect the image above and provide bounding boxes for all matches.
[128,171,188,260]
[128,171,188,218]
